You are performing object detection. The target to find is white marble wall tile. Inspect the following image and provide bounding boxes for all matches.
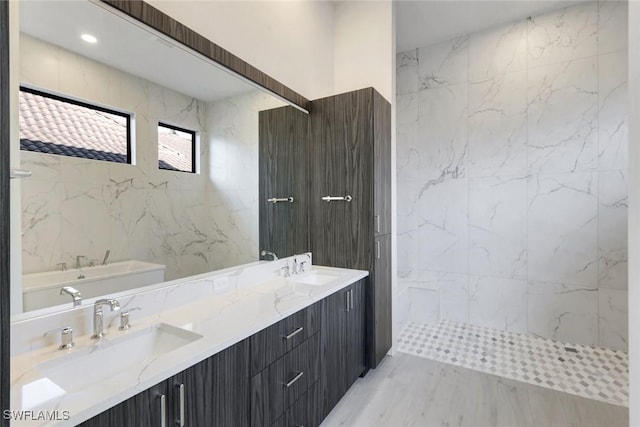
[598,0,628,55]
[468,70,527,177]
[469,276,527,333]
[397,230,418,280]
[397,49,419,95]
[396,286,411,333]
[469,20,527,82]
[598,170,628,289]
[21,179,62,273]
[19,34,60,90]
[417,36,468,89]
[408,286,440,325]
[417,178,468,274]
[106,182,151,264]
[527,281,598,345]
[396,179,422,235]
[527,56,598,174]
[20,151,61,181]
[396,93,420,182]
[528,2,598,68]
[436,272,469,323]
[598,51,628,171]
[469,176,527,279]
[527,173,598,287]
[418,83,468,182]
[598,289,628,351]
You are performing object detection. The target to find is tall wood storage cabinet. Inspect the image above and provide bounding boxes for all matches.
[309,88,392,369]
[259,87,392,370]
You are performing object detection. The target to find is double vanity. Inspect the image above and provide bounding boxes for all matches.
[10,255,370,426]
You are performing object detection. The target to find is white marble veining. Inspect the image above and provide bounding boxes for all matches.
[396,1,628,350]
[10,258,368,426]
[19,35,285,285]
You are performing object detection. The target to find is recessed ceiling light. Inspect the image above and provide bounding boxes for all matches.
[81,34,97,44]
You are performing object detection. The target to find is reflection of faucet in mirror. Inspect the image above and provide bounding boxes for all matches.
[60,286,82,307]
[91,299,120,340]
[261,250,278,261]
[75,255,87,269]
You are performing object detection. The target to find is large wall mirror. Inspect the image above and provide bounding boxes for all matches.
[11,0,296,318]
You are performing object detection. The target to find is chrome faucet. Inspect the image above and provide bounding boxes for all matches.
[75,255,87,269]
[261,250,278,261]
[91,299,120,340]
[60,286,82,307]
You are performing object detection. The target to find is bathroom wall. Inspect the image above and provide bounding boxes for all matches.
[19,34,284,281]
[396,1,628,350]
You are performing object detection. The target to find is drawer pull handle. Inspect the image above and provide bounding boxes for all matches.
[176,383,185,427]
[284,371,304,388]
[268,196,294,203]
[322,195,352,202]
[283,326,304,340]
[159,393,167,427]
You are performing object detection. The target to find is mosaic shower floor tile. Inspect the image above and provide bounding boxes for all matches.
[398,321,628,407]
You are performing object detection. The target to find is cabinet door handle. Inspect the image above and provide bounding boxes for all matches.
[176,383,185,427]
[350,289,354,310]
[345,290,351,312]
[284,371,304,388]
[375,240,381,259]
[375,215,380,233]
[159,394,167,427]
[321,195,352,202]
[283,326,304,340]
[267,196,294,203]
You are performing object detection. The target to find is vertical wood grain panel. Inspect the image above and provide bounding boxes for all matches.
[0,1,10,423]
[373,90,392,236]
[309,89,374,271]
[259,106,310,258]
[373,234,392,367]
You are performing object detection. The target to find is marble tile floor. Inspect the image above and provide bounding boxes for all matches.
[397,321,628,407]
[321,352,628,427]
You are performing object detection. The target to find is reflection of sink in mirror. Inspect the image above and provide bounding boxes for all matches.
[22,261,165,311]
[37,323,202,392]
[294,271,341,286]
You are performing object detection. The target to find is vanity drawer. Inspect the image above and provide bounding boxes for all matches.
[271,380,320,427]
[250,300,322,376]
[251,332,320,427]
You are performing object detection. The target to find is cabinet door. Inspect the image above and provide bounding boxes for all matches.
[79,382,168,427]
[320,286,349,417]
[310,90,374,271]
[370,234,392,368]
[259,106,309,258]
[373,91,391,237]
[347,279,366,384]
[170,339,250,427]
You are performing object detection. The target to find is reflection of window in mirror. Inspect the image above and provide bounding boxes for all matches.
[157,122,197,173]
[18,86,133,163]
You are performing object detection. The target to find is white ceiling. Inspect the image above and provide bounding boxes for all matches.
[396,0,581,52]
[19,1,257,103]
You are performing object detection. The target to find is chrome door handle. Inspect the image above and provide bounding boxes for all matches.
[176,383,185,427]
[267,197,294,203]
[284,371,304,388]
[322,195,352,202]
[345,290,351,312]
[283,326,304,340]
[10,168,32,179]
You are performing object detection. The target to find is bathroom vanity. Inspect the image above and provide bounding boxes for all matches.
[10,257,368,426]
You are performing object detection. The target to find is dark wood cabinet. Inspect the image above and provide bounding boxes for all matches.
[309,88,392,369]
[80,340,250,427]
[258,106,310,258]
[320,279,366,418]
[79,381,168,427]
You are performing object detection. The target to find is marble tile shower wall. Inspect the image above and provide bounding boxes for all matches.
[396,1,628,351]
[20,35,284,281]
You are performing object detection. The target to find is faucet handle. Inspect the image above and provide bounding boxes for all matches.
[44,326,74,350]
[118,307,141,331]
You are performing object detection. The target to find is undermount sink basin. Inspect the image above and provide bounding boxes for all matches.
[37,323,202,392]
[293,270,340,286]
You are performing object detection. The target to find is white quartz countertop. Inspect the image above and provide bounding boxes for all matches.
[10,265,368,426]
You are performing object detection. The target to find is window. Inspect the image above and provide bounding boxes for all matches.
[157,122,196,173]
[19,86,132,163]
